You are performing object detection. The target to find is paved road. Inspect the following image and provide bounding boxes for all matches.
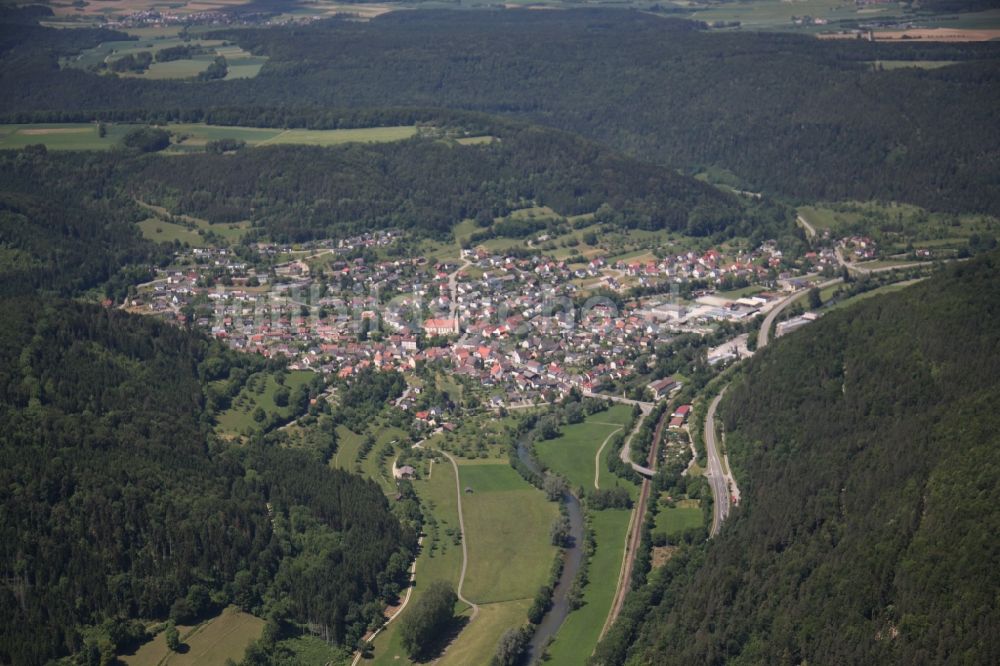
[703,389,734,538]
[758,278,842,349]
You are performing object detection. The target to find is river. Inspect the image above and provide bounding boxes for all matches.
[516,434,585,664]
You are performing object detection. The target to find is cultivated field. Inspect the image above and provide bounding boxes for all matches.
[0,123,418,152]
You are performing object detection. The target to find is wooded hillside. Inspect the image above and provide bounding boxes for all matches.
[2,10,998,215]
[596,253,1000,665]
[0,298,415,664]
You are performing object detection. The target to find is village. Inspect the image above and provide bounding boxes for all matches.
[124,227,857,411]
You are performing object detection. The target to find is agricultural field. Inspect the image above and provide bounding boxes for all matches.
[136,218,207,246]
[0,123,418,153]
[61,35,268,80]
[544,507,631,664]
[122,606,264,666]
[534,404,635,493]
[0,123,131,150]
[215,370,313,436]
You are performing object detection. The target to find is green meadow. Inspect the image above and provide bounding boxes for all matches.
[544,508,631,664]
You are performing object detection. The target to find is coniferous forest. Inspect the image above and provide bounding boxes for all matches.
[0,297,416,664]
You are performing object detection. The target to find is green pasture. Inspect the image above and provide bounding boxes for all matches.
[534,404,634,492]
[368,456,466,665]
[215,370,312,435]
[460,463,558,604]
[654,498,704,537]
[544,508,631,663]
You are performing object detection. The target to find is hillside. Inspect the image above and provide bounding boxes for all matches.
[0,123,776,245]
[2,10,998,215]
[0,297,415,664]
[595,253,1000,664]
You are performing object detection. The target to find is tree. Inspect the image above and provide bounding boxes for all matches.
[165,624,180,652]
[491,626,531,666]
[808,287,822,310]
[121,127,170,153]
[398,581,457,659]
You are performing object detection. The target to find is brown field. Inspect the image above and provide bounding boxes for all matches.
[20,128,91,135]
[875,28,1000,42]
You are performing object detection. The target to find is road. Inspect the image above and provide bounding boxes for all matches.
[600,408,667,639]
[796,213,817,240]
[758,278,841,349]
[703,388,738,537]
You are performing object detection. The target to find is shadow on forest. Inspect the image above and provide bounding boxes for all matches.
[412,616,470,663]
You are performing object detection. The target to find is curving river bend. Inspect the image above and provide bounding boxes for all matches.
[516,434,585,663]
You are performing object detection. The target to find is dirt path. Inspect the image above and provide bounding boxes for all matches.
[441,450,480,621]
[594,427,623,489]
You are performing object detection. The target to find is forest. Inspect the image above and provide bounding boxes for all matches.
[1,10,999,215]
[0,122,788,245]
[594,253,1000,665]
[0,297,415,664]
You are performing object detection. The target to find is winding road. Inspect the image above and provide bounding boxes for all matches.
[594,427,624,489]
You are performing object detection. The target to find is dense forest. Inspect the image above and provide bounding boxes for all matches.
[1,10,999,214]
[595,253,1000,665]
[0,298,415,664]
[1,123,788,245]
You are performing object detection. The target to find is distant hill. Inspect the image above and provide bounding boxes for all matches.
[596,253,1000,665]
[0,122,786,248]
[2,10,998,215]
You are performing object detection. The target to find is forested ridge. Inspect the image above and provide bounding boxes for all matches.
[2,10,999,215]
[0,298,415,664]
[1,124,784,246]
[595,253,1000,665]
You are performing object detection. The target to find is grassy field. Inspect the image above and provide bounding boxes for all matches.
[135,200,251,245]
[367,456,465,665]
[534,404,634,493]
[122,606,264,666]
[798,201,998,254]
[216,370,313,435]
[438,599,532,666]
[62,36,268,80]
[0,123,131,150]
[170,123,418,149]
[654,498,703,537]
[137,218,207,246]
[827,281,916,312]
[544,508,631,664]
